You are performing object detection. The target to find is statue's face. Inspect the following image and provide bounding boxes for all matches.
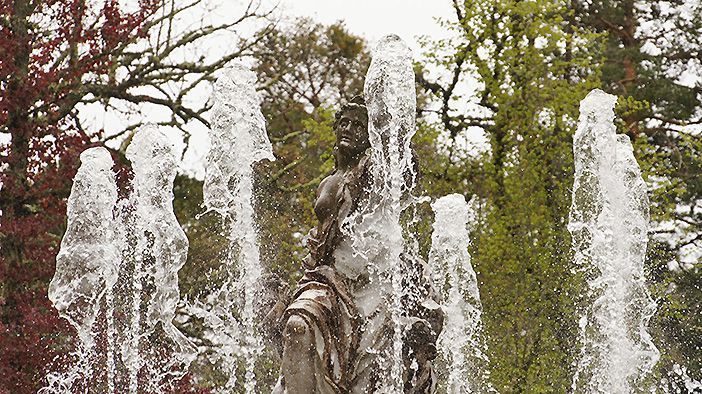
[336,107,369,157]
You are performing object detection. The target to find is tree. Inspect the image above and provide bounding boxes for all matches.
[0,0,273,391]
[418,0,603,391]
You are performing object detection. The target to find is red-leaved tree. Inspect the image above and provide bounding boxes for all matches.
[0,0,272,391]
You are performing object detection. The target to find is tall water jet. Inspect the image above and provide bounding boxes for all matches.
[197,64,274,392]
[569,89,660,393]
[344,34,417,392]
[45,130,195,393]
[44,147,119,393]
[429,194,485,393]
[121,127,197,393]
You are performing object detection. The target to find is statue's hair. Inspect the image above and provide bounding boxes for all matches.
[334,95,367,127]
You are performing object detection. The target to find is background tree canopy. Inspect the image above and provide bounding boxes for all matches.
[1,0,700,392]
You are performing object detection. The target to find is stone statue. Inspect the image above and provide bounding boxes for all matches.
[271,96,443,394]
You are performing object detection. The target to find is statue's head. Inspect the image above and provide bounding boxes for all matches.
[334,95,369,160]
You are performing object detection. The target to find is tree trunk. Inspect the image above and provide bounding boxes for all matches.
[1,0,34,318]
[4,0,33,214]
[620,0,639,140]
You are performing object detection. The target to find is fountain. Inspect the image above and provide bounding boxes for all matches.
[569,89,660,393]
[46,34,697,394]
[354,34,421,392]
[43,34,481,394]
[120,128,197,393]
[271,35,445,393]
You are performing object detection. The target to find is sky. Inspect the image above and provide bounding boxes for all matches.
[275,0,454,52]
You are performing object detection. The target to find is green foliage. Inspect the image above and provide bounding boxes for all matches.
[302,107,337,187]
[173,175,226,299]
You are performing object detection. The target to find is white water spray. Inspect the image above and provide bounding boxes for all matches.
[429,194,486,393]
[197,64,274,393]
[42,128,195,393]
[345,34,417,392]
[122,128,196,393]
[44,130,195,393]
[569,89,660,393]
[45,147,119,393]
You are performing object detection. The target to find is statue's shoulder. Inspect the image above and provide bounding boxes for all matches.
[317,171,339,193]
